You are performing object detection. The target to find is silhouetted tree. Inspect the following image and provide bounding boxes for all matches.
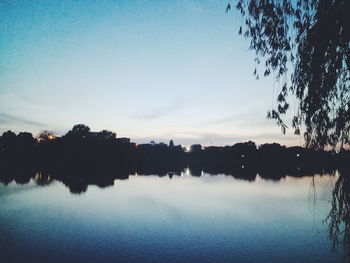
[37,130,56,142]
[190,144,202,153]
[64,124,90,140]
[228,0,350,149]
[17,132,34,141]
[0,130,17,149]
[97,130,116,141]
[169,140,174,147]
[231,141,257,159]
[17,132,36,148]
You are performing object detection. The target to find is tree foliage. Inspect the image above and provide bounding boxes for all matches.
[0,130,17,148]
[325,171,350,258]
[97,130,117,141]
[64,124,91,140]
[228,0,350,149]
[37,130,56,142]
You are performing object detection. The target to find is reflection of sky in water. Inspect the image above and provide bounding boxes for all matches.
[0,174,341,263]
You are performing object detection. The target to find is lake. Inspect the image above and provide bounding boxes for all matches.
[0,170,348,263]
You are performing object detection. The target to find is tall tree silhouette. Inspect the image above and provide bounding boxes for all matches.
[17,132,36,148]
[0,130,17,149]
[64,124,91,140]
[228,0,350,149]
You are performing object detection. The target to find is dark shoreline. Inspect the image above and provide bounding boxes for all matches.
[1,152,348,194]
[1,125,349,194]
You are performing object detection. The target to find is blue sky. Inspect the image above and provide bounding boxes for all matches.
[0,0,301,146]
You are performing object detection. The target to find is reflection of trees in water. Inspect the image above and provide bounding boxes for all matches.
[324,170,350,259]
[0,162,338,195]
[308,175,319,230]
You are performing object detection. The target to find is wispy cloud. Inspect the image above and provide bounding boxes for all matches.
[0,113,46,127]
[133,99,184,120]
[198,109,268,127]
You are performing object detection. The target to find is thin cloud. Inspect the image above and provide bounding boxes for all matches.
[133,100,184,120]
[0,113,46,127]
[199,110,268,127]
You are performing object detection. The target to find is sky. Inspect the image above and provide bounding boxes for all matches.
[0,0,302,147]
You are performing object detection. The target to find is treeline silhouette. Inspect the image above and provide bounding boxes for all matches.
[0,124,349,194]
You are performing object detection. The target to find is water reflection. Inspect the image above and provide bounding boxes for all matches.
[0,163,338,195]
[1,165,349,262]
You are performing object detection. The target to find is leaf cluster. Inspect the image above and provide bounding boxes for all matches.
[230,0,350,149]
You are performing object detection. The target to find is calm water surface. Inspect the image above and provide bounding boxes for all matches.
[0,171,346,263]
